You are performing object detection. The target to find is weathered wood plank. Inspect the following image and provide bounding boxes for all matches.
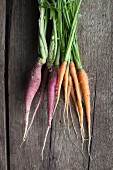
[87,1,113,169]
[78,0,113,169]
[9,0,50,169]
[0,0,7,170]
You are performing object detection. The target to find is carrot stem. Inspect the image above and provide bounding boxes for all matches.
[47,8,58,69]
[54,46,60,66]
[64,0,83,62]
[62,1,82,69]
[38,0,48,64]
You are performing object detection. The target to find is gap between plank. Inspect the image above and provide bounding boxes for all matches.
[48,123,53,170]
[3,3,8,170]
[4,0,13,169]
[87,71,97,170]
[5,14,10,170]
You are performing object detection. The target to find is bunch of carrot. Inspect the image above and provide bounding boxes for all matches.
[22,0,91,157]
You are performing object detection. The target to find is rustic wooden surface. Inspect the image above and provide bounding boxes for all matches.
[0,0,113,169]
[0,0,7,170]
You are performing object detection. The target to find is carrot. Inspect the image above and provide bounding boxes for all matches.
[71,82,80,122]
[23,66,48,141]
[23,63,42,141]
[66,75,72,109]
[65,75,72,122]
[62,64,69,125]
[69,103,78,138]
[66,75,72,130]
[78,69,91,154]
[41,66,58,159]
[63,65,69,107]
[67,75,78,137]
[47,67,58,126]
[22,92,43,144]
[70,61,84,146]
[53,61,67,114]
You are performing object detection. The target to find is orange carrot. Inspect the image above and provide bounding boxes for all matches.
[63,65,69,106]
[66,75,72,123]
[53,61,67,114]
[71,82,80,121]
[78,69,91,154]
[66,75,78,138]
[67,75,72,108]
[70,61,84,146]
[63,64,69,126]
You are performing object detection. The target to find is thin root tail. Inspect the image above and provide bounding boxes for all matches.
[41,126,50,160]
[80,126,85,150]
[23,118,29,141]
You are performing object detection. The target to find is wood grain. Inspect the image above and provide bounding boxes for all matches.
[0,0,7,170]
[8,0,46,169]
[84,1,113,169]
[8,0,113,169]
[78,0,113,169]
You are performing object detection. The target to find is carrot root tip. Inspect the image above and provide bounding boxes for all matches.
[41,126,50,160]
[80,126,85,150]
[22,115,30,142]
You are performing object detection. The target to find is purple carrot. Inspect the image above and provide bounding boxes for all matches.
[47,67,59,126]
[23,63,42,140]
[41,66,59,159]
[55,68,59,95]
[23,66,48,141]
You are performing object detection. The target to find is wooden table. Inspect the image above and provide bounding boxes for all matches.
[0,0,113,169]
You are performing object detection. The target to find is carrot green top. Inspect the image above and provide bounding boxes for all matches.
[38,0,48,64]
[38,0,83,69]
[63,0,83,70]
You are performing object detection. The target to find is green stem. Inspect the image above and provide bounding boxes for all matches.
[47,7,58,69]
[53,15,57,59]
[57,0,64,51]
[38,2,48,64]
[63,0,82,69]
[55,45,60,66]
[47,31,55,64]
[44,9,48,35]
[64,0,83,62]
